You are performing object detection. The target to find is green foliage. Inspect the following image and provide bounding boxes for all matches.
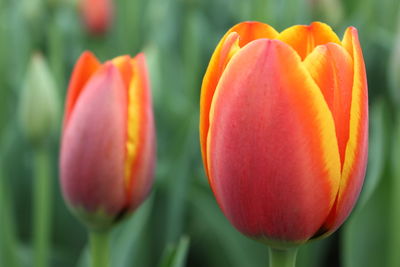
[0,0,399,266]
[159,236,190,267]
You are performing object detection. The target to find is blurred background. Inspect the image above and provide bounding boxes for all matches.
[0,0,399,266]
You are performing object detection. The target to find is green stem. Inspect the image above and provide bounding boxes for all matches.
[33,147,52,267]
[90,230,110,267]
[268,247,298,267]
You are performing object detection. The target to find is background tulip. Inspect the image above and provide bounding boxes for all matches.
[60,51,155,230]
[79,0,113,35]
[60,51,155,266]
[200,21,368,265]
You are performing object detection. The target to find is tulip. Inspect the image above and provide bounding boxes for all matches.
[60,51,155,266]
[200,21,368,265]
[79,0,113,35]
[60,51,155,230]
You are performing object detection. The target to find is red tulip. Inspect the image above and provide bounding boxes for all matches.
[200,21,368,246]
[80,0,113,35]
[60,51,155,229]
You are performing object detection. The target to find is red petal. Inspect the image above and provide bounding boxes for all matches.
[321,27,368,234]
[60,63,128,216]
[304,43,354,168]
[124,53,156,212]
[200,22,278,184]
[208,39,341,242]
[64,51,100,128]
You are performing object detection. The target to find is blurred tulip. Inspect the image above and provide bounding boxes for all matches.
[60,51,155,230]
[19,52,60,145]
[79,0,113,35]
[200,21,368,248]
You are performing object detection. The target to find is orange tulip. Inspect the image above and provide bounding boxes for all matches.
[80,0,113,35]
[60,51,155,229]
[200,21,368,246]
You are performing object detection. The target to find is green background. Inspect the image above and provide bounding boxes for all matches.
[0,0,399,266]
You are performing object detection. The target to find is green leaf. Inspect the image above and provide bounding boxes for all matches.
[159,236,190,267]
[297,238,332,267]
[188,185,266,267]
[387,114,400,267]
[342,161,391,267]
[356,98,388,209]
[111,196,154,267]
[341,99,392,267]
[76,197,154,267]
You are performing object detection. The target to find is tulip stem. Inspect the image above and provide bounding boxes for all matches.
[90,230,110,267]
[268,247,298,267]
[33,147,52,267]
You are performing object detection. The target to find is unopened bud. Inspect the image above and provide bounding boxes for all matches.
[19,52,60,145]
[79,0,113,35]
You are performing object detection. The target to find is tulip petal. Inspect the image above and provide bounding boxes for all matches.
[112,55,133,90]
[320,27,368,234]
[229,21,280,47]
[278,22,341,60]
[207,39,341,242]
[200,32,240,184]
[200,22,278,185]
[60,63,127,217]
[64,51,101,127]
[124,53,156,212]
[304,43,354,168]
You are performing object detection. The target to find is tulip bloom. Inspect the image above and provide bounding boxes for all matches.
[80,0,113,35]
[200,21,368,246]
[60,51,155,230]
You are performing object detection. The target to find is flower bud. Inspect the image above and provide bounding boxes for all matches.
[60,51,156,230]
[19,52,60,145]
[79,0,113,35]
